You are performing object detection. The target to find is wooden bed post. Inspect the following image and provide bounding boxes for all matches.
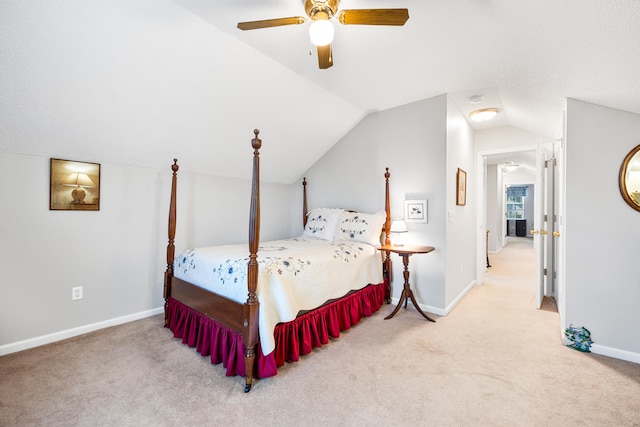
[384,168,391,246]
[244,129,261,393]
[164,159,179,327]
[302,177,308,227]
[383,167,393,303]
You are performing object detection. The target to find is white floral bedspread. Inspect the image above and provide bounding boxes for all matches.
[174,237,383,355]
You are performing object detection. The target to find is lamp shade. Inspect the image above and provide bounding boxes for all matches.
[65,172,95,187]
[390,219,408,233]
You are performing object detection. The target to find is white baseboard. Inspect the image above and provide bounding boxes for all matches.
[560,327,640,364]
[0,307,164,356]
[590,343,640,364]
[444,280,477,315]
[389,280,477,318]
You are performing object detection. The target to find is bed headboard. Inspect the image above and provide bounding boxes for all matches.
[300,169,392,244]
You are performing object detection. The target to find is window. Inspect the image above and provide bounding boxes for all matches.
[506,186,527,219]
[506,195,525,219]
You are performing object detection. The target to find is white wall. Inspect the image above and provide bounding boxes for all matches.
[488,164,504,251]
[299,96,449,311]
[476,126,546,153]
[0,152,292,351]
[504,169,536,187]
[486,165,502,251]
[299,95,477,315]
[0,0,365,185]
[564,99,640,360]
[445,99,477,308]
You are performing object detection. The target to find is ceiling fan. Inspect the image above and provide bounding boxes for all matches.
[237,0,409,69]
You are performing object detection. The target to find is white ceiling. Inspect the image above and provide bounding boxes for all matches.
[485,150,537,174]
[2,1,640,184]
[176,0,640,139]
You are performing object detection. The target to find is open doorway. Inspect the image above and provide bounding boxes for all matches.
[483,149,537,253]
[477,144,561,314]
[476,146,560,312]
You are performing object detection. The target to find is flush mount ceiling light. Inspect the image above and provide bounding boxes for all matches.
[502,162,520,173]
[469,108,499,122]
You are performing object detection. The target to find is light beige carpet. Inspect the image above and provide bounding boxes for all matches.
[2,238,639,426]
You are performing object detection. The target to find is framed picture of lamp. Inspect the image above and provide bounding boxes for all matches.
[456,168,467,206]
[50,158,101,211]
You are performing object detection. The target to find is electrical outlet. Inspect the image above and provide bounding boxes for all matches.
[72,286,83,300]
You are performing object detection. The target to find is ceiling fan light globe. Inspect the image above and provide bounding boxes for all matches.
[309,20,334,46]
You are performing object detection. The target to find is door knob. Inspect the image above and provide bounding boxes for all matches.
[553,231,560,237]
[530,229,538,235]
[540,230,548,235]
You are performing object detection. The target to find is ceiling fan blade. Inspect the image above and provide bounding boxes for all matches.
[337,9,409,26]
[237,16,306,31]
[317,44,333,69]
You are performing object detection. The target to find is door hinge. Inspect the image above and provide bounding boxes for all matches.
[543,214,548,222]
[543,268,548,276]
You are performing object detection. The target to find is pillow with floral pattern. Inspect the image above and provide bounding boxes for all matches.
[302,208,344,241]
[334,210,386,247]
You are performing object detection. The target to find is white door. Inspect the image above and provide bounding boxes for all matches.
[534,144,545,308]
[543,154,557,298]
[534,143,557,308]
[551,136,565,319]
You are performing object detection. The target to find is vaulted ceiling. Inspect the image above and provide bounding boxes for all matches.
[179,0,640,131]
[2,1,640,184]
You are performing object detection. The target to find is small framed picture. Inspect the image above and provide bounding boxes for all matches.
[50,158,101,211]
[404,199,427,223]
[456,168,467,206]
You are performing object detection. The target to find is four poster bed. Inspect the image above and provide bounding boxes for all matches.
[163,129,394,392]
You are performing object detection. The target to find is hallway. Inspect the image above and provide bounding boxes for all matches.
[483,235,556,313]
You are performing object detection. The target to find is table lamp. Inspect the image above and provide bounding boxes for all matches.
[390,218,408,246]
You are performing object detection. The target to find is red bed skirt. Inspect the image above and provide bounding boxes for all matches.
[166,282,386,378]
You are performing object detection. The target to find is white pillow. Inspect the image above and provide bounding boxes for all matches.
[302,208,344,241]
[334,210,387,246]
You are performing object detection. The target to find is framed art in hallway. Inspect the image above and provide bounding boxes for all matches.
[50,158,101,211]
[456,168,467,206]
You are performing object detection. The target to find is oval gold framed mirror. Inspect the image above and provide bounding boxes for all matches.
[619,144,640,212]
